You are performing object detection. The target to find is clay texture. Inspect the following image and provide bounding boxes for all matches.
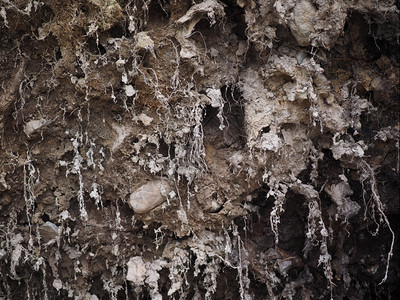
[0,0,398,299]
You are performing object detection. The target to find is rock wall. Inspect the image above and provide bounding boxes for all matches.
[0,0,399,299]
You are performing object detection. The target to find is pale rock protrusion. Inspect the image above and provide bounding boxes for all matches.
[52,279,63,291]
[313,73,328,87]
[124,85,136,97]
[129,180,171,214]
[24,118,47,137]
[325,176,361,220]
[331,137,366,160]
[138,113,153,126]
[259,130,281,152]
[228,151,244,172]
[111,124,131,153]
[126,256,147,285]
[39,221,59,243]
[289,0,316,46]
[209,201,222,213]
[135,31,155,51]
[206,88,224,108]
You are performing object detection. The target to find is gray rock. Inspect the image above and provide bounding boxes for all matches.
[129,180,171,214]
[39,221,59,243]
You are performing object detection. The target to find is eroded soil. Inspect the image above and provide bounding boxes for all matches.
[0,0,399,299]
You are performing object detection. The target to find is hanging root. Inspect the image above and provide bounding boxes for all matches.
[292,183,334,298]
[360,160,395,285]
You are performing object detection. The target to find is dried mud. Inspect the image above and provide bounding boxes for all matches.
[0,0,399,299]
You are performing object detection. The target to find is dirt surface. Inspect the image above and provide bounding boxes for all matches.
[0,0,399,299]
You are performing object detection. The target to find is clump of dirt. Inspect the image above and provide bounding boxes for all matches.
[0,0,399,299]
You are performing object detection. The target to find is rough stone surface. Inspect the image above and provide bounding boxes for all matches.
[289,0,316,46]
[0,0,399,299]
[129,180,171,214]
[126,256,147,285]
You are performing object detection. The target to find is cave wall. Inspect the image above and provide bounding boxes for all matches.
[0,0,399,299]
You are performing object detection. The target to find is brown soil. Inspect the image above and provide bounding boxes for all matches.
[0,1,399,299]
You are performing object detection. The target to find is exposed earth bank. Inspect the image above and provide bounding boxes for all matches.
[0,0,399,299]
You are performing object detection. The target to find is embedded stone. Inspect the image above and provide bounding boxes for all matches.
[126,256,146,285]
[135,31,155,51]
[289,0,316,46]
[24,118,47,137]
[129,180,171,214]
[138,113,153,126]
[39,221,59,243]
